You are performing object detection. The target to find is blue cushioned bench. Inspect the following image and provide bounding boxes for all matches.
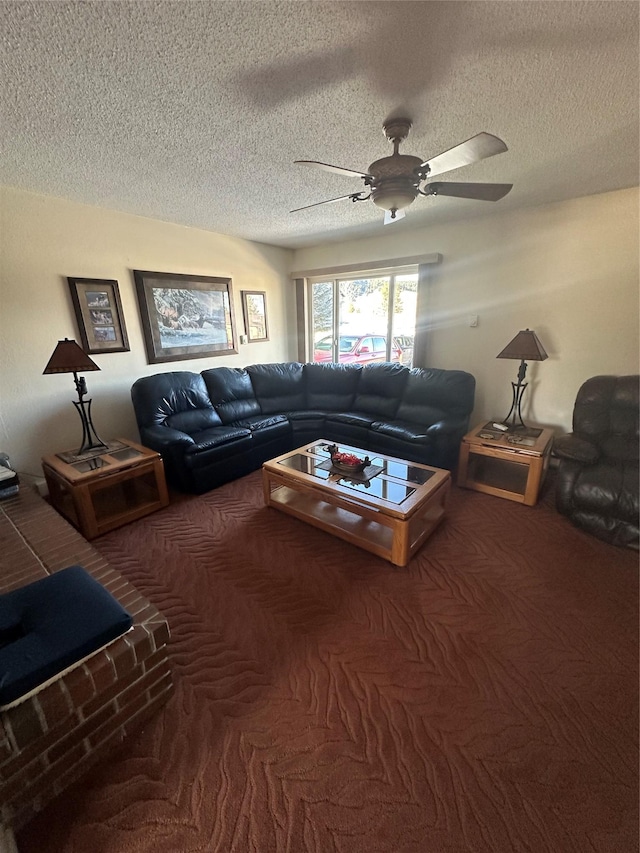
[0,565,133,708]
[0,487,173,843]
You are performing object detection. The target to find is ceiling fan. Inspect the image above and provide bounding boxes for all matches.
[291,118,512,224]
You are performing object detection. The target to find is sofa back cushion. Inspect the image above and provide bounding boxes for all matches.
[353,363,409,418]
[202,367,261,424]
[304,363,362,411]
[131,371,222,432]
[247,362,306,414]
[396,367,476,424]
[573,375,639,461]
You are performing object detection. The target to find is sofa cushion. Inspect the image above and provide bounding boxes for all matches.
[353,363,409,418]
[234,414,291,445]
[166,408,222,434]
[554,434,600,465]
[183,426,251,455]
[370,419,434,444]
[131,371,216,429]
[0,566,132,706]
[247,362,306,414]
[286,411,328,444]
[286,409,328,422]
[202,367,261,424]
[571,461,639,524]
[396,367,476,423]
[601,435,640,463]
[573,374,639,445]
[325,411,377,428]
[236,413,289,431]
[304,363,361,411]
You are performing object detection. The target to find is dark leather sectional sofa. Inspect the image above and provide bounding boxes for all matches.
[131,362,475,494]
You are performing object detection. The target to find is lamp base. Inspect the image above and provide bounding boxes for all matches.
[502,380,528,430]
[73,398,107,456]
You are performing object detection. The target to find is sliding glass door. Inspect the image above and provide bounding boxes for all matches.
[309,270,418,367]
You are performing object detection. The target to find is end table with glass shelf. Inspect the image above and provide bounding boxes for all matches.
[41,438,169,539]
[457,422,554,506]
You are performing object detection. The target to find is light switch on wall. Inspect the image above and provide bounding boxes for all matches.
[469,315,479,327]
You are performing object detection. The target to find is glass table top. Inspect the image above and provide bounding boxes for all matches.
[276,442,435,506]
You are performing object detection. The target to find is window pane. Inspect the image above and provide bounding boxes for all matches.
[339,336,358,352]
[336,277,394,363]
[311,281,334,363]
[391,274,418,368]
[310,271,417,366]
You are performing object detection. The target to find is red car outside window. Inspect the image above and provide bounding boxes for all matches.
[313,335,403,364]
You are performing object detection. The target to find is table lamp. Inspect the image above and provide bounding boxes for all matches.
[496,329,548,429]
[43,338,107,455]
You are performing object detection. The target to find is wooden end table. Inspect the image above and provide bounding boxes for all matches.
[457,422,554,506]
[42,438,169,539]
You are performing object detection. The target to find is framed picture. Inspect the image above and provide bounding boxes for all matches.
[67,278,130,354]
[133,270,238,364]
[241,290,269,342]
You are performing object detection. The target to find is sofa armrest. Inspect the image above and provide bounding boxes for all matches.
[140,425,195,452]
[554,434,600,464]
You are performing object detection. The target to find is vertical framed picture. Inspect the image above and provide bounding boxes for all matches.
[241,291,269,342]
[67,278,130,354]
[133,269,238,363]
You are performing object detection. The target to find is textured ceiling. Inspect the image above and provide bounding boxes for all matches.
[1,1,638,249]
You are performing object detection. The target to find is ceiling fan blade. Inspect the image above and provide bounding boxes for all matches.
[294,160,372,180]
[383,208,406,225]
[420,133,508,178]
[424,182,513,201]
[290,193,364,213]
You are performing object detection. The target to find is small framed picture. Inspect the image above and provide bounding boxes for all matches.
[241,291,269,342]
[67,278,130,354]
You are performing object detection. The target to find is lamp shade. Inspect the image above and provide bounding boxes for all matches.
[496,329,548,362]
[43,339,100,374]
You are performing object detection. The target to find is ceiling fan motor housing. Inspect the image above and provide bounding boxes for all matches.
[368,154,425,210]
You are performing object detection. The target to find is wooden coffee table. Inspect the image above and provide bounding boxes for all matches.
[262,440,450,567]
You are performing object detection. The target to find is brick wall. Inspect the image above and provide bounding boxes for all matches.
[0,488,173,832]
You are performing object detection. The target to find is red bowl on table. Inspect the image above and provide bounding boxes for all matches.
[327,446,370,474]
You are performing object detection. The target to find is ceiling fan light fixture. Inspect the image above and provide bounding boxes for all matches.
[371,182,418,212]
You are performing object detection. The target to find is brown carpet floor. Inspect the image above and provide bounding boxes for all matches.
[18,472,638,853]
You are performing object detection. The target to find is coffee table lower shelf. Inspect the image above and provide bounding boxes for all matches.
[265,480,448,567]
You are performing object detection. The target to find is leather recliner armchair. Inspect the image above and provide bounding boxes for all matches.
[554,375,639,549]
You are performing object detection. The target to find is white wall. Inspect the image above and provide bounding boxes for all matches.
[0,187,294,476]
[292,187,639,434]
[2,185,637,480]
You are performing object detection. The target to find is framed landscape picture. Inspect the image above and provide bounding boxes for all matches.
[133,270,238,364]
[241,290,269,342]
[67,277,130,354]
